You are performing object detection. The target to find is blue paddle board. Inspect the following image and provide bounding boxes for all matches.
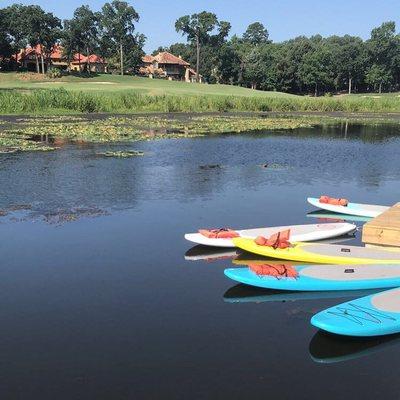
[224,264,400,291]
[311,287,400,336]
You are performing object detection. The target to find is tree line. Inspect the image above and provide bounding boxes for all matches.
[164,13,400,95]
[0,1,144,75]
[1,4,400,94]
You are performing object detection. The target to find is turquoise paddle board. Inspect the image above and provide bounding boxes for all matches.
[311,287,400,336]
[224,264,400,291]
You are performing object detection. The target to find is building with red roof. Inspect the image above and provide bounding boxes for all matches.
[70,53,108,73]
[140,51,201,83]
[16,44,108,73]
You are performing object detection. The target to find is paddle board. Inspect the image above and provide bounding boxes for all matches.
[232,238,400,265]
[308,197,389,218]
[311,287,400,336]
[224,264,400,291]
[185,222,356,248]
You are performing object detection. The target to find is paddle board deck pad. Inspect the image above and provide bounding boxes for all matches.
[311,287,400,336]
[308,197,389,218]
[185,222,356,248]
[224,264,400,291]
[232,238,400,265]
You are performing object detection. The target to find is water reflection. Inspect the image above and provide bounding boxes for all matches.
[1,122,400,220]
[307,210,372,223]
[309,331,400,364]
[223,284,379,304]
[1,122,400,397]
[184,245,238,261]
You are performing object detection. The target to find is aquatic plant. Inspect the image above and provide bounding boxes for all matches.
[97,150,145,157]
[0,114,317,152]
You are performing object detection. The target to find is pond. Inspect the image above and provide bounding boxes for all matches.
[1,122,400,399]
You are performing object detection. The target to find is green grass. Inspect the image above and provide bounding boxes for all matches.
[0,72,294,97]
[1,72,400,114]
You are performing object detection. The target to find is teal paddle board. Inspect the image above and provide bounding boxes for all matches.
[311,287,400,336]
[224,264,400,291]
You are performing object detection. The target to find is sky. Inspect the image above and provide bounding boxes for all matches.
[1,0,400,53]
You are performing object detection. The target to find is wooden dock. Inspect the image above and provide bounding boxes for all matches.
[363,202,400,247]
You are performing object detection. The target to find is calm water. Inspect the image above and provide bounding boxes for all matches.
[1,122,400,399]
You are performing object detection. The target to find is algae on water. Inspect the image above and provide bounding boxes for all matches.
[0,114,317,153]
[97,150,145,158]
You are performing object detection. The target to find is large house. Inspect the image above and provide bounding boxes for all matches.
[140,51,201,83]
[69,53,108,73]
[16,44,108,73]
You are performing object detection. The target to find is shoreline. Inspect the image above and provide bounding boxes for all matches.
[3,110,400,122]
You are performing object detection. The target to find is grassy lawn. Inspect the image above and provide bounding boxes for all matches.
[1,72,400,115]
[0,72,295,97]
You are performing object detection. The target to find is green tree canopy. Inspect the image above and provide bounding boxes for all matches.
[100,0,139,75]
[175,11,228,81]
[242,22,269,45]
[63,5,99,73]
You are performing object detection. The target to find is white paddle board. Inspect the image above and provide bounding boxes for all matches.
[308,197,389,218]
[185,222,356,248]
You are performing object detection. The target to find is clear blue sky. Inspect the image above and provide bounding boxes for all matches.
[2,0,399,53]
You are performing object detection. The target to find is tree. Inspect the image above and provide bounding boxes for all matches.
[99,0,139,75]
[3,4,28,69]
[327,35,367,94]
[2,5,60,73]
[175,11,219,82]
[39,12,62,74]
[242,22,269,46]
[366,64,392,93]
[366,22,397,91]
[123,32,146,73]
[0,9,12,66]
[24,6,61,74]
[62,19,81,70]
[73,6,98,72]
[63,6,99,73]
[298,43,335,96]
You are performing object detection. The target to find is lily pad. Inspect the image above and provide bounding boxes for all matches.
[97,150,145,158]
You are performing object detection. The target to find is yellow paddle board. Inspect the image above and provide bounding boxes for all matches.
[232,238,400,265]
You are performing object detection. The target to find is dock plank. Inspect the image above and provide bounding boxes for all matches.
[362,203,400,247]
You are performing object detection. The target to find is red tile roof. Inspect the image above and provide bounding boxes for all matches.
[142,55,155,63]
[16,45,106,64]
[155,52,190,66]
[68,52,107,64]
[142,52,190,66]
